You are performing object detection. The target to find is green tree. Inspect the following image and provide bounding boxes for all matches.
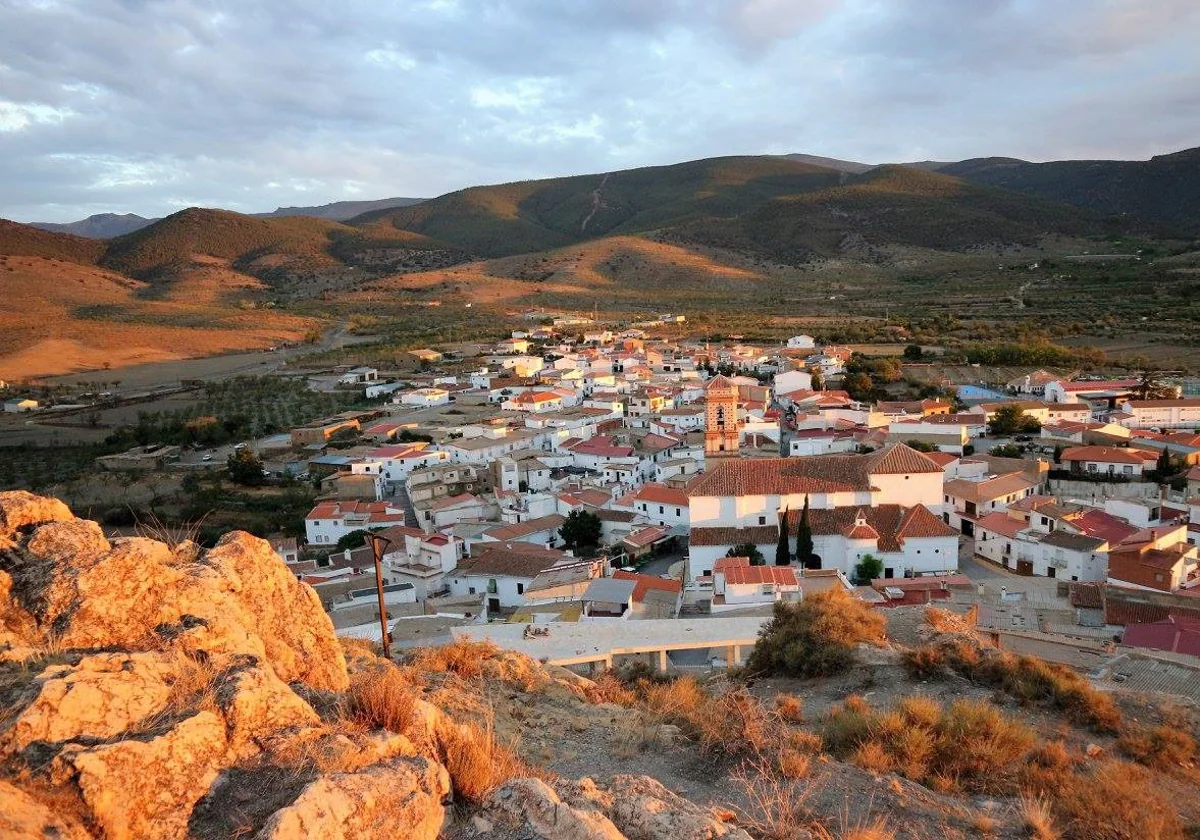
[727,543,765,566]
[1136,370,1174,401]
[903,344,924,361]
[1053,444,1064,464]
[775,509,791,566]
[990,444,1026,459]
[336,529,370,551]
[1154,447,1180,480]
[808,365,824,392]
[226,448,265,486]
[988,405,1041,436]
[844,372,874,402]
[852,553,885,585]
[905,439,938,453]
[795,496,814,568]
[559,509,602,554]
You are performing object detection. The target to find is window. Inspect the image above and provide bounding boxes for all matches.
[759,516,767,525]
[517,583,525,594]
[487,579,498,594]
[659,506,664,514]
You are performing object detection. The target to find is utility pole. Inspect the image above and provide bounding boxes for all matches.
[369,533,393,658]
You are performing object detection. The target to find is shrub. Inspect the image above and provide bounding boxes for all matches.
[822,695,1036,794]
[1019,794,1058,840]
[1117,724,1197,770]
[440,720,528,803]
[406,639,496,679]
[1041,760,1185,840]
[902,647,948,680]
[774,693,804,723]
[776,748,811,780]
[926,642,1121,734]
[344,668,417,734]
[746,589,886,678]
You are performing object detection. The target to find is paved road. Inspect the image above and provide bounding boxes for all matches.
[955,537,1062,598]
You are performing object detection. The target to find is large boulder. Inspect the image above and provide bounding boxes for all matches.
[2,652,175,754]
[0,494,347,692]
[255,757,450,840]
[0,779,91,840]
[53,710,229,840]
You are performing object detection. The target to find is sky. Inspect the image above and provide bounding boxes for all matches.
[2,0,1199,222]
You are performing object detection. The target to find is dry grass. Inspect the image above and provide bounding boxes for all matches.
[163,649,216,713]
[1116,724,1197,771]
[1019,794,1058,840]
[839,819,896,840]
[908,640,1122,734]
[343,667,417,734]
[440,717,530,803]
[776,748,812,780]
[746,588,887,679]
[774,693,805,723]
[1039,760,1185,840]
[822,695,1037,794]
[406,639,497,680]
[730,754,819,840]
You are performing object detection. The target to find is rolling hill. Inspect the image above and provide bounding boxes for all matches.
[352,156,1111,261]
[351,156,847,257]
[254,196,424,221]
[939,147,1200,234]
[30,213,157,239]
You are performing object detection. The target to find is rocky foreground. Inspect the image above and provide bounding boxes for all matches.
[0,492,749,840]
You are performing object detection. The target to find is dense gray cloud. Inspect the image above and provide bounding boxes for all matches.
[1,0,1196,221]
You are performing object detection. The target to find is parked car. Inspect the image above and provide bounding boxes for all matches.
[202,453,213,462]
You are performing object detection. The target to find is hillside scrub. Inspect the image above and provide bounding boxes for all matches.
[746,588,886,678]
[822,695,1037,794]
[902,638,1121,734]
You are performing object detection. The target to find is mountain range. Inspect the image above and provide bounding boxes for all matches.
[28,197,426,239]
[2,146,1198,378]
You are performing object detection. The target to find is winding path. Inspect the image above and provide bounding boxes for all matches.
[580,173,610,232]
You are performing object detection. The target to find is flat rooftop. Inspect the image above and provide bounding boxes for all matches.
[453,617,768,666]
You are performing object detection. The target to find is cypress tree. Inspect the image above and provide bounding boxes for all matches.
[775,508,791,566]
[795,495,814,568]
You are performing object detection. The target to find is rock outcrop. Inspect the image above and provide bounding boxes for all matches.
[0,492,759,840]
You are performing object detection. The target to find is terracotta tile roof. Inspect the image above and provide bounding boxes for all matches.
[687,443,938,498]
[973,512,1029,539]
[690,526,777,547]
[622,525,672,549]
[1057,379,1138,392]
[482,514,565,541]
[459,543,573,578]
[1061,446,1150,465]
[1069,583,1103,609]
[612,569,682,601]
[943,472,1040,503]
[714,556,752,571]
[633,483,690,507]
[1069,510,1139,544]
[722,565,800,586]
[1126,399,1200,408]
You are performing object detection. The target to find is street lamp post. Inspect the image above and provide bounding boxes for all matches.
[368,533,393,659]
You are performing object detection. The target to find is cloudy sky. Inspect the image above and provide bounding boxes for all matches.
[3,0,1199,222]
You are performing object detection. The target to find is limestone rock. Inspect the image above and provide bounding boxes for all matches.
[559,775,754,840]
[0,494,348,693]
[0,490,73,546]
[56,710,229,840]
[202,532,347,691]
[255,757,450,840]
[0,779,92,840]
[2,652,174,754]
[486,778,626,840]
[214,664,320,760]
